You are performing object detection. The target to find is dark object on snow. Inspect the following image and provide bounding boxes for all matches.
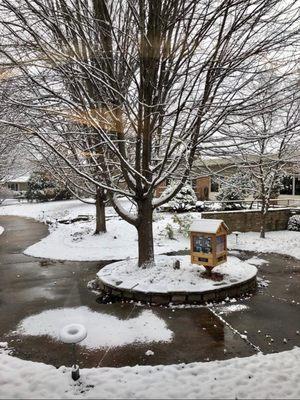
[87,279,100,291]
[201,271,224,281]
[57,215,92,224]
[96,293,121,304]
[72,364,80,381]
[174,259,180,270]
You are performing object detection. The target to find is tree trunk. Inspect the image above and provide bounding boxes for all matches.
[260,198,267,239]
[95,187,106,234]
[137,198,154,267]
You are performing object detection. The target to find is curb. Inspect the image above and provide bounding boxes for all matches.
[96,274,257,305]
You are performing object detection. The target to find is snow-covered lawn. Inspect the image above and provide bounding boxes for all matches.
[24,213,191,261]
[227,231,300,260]
[2,347,300,399]
[16,307,173,349]
[0,199,95,221]
[0,200,192,260]
[0,226,4,235]
[1,199,300,261]
[98,255,257,293]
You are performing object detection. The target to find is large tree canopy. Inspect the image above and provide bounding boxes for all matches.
[0,0,299,265]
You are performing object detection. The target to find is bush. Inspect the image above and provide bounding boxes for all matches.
[160,183,197,212]
[172,214,193,237]
[288,215,300,232]
[0,186,14,204]
[26,171,72,202]
[165,223,175,239]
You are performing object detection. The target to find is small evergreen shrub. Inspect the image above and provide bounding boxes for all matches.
[26,171,72,202]
[161,183,197,212]
[287,215,300,232]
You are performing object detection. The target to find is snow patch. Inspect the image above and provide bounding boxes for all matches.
[15,307,173,349]
[216,304,249,315]
[246,256,269,266]
[0,226,4,236]
[145,350,154,356]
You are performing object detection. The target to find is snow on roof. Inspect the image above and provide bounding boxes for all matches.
[8,175,30,183]
[189,219,228,234]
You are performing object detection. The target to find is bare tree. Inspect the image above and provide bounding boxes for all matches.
[0,68,26,183]
[28,141,108,233]
[237,91,300,238]
[205,77,300,237]
[0,0,299,265]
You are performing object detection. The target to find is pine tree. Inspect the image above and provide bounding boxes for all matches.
[26,171,72,202]
[161,183,197,212]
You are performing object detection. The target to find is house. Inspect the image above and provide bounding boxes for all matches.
[194,154,300,198]
[155,176,211,201]
[6,175,30,193]
[154,149,300,201]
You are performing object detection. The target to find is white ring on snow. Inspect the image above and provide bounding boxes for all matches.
[59,323,87,344]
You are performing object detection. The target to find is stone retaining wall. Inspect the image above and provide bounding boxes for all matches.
[202,208,300,233]
[96,275,257,305]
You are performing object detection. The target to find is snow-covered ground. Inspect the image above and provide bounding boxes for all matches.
[24,213,191,261]
[0,199,94,221]
[16,307,173,349]
[0,226,4,235]
[227,231,300,260]
[0,200,192,260]
[2,347,300,399]
[98,255,257,293]
[1,199,300,261]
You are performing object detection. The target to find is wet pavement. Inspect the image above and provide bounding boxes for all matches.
[0,215,300,368]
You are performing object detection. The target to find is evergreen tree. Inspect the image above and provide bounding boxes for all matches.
[26,171,72,202]
[161,183,197,212]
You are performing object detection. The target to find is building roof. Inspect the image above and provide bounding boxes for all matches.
[8,175,30,183]
[189,219,229,234]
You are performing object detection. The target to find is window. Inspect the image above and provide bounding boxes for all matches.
[193,235,212,254]
[280,176,293,195]
[216,235,226,253]
[8,183,19,191]
[211,179,220,192]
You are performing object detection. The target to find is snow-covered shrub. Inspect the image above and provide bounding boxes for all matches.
[160,183,197,212]
[288,215,300,232]
[172,214,193,237]
[0,186,14,204]
[206,202,223,211]
[26,171,72,202]
[268,171,285,198]
[165,223,175,239]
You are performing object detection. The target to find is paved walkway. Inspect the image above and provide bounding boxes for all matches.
[1,216,300,369]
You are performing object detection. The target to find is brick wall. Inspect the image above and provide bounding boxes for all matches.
[202,208,299,233]
[155,181,166,198]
